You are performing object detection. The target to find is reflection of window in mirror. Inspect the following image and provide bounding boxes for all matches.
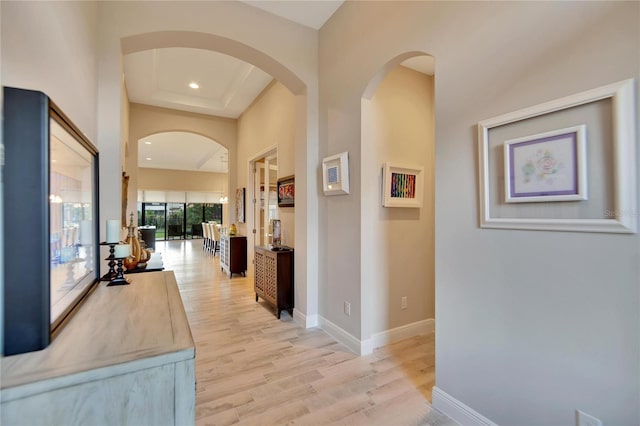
[49,118,96,326]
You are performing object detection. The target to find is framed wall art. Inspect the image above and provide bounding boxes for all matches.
[235,187,245,223]
[382,163,424,208]
[277,175,295,207]
[322,151,350,195]
[504,125,587,203]
[478,78,636,233]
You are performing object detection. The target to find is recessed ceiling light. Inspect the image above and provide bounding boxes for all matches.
[144,141,152,145]
[188,82,199,89]
[146,157,152,161]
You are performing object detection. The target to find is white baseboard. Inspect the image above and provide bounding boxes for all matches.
[293,309,318,328]
[314,317,435,356]
[318,316,362,355]
[361,318,435,355]
[432,386,498,426]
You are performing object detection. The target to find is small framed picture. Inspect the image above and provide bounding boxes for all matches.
[322,151,350,195]
[504,125,587,203]
[277,175,295,207]
[235,187,245,223]
[382,163,424,208]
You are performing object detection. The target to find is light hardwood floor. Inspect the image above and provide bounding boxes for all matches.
[159,240,453,426]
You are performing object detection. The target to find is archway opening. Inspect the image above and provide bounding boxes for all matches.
[134,131,229,242]
[120,31,307,297]
[360,51,436,398]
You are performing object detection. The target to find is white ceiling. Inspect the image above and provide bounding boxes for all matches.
[125,1,432,175]
[240,0,344,30]
[138,132,228,173]
[124,48,273,119]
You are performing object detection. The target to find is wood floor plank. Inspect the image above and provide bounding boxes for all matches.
[157,240,453,426]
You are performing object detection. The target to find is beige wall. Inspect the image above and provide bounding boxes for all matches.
[237,81,296,268]
[128,103,236,225]
[138,168,227,193]
[364,66,434,335]
[320,2,639,425]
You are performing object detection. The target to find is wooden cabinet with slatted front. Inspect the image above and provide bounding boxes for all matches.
[254,246,294,319]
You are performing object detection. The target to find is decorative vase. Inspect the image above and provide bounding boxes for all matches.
[229,223,237,236]
[123,256,138,270]
[125,212,141,264]
[137,233,149,265]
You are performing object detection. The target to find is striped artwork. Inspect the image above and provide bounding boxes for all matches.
[390,172,416,199]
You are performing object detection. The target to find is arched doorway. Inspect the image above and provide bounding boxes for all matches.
[131,131,229,242]
[103,30,316,321]
[360,52,436,360]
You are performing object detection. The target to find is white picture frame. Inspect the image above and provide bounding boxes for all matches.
[478,78,637,233]
[382,163,424,208]
[322,151,350,195]
[504,125,587,203]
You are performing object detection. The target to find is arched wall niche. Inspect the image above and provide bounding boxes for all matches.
[360,51,435,355]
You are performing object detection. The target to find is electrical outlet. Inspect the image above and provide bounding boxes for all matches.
[576,410,603,426]
[344,301,351,316]
[401,296,407,310]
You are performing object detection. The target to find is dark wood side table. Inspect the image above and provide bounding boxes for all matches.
[220,235,247,277]
[254,246,293,319]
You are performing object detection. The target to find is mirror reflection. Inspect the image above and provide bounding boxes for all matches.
[49,118,96,324]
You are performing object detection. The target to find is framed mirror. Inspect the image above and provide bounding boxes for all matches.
[3,87,100,355]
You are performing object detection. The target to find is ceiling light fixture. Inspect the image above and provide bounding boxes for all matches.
[188,82,199,89]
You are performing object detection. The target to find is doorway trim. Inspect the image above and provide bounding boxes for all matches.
[247,145,278,276]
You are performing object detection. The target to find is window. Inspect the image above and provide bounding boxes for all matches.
[139,202,223,240]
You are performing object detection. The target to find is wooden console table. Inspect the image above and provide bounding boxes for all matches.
[254,246,294,319]
[220,235,247,277]
[1,271,195,425]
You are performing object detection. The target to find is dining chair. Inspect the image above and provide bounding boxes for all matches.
[211,223,220,256]
[201,222,209,252]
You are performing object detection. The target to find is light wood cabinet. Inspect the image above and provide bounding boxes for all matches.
[254,246,293,319]
[1,271,195,425]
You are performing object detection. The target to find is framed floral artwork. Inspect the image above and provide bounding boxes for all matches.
[504,125,587,203]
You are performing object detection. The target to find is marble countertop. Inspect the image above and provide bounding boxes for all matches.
[1,271,194,400]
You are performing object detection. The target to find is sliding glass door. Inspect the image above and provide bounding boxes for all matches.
[144,203,166,240]
[139,202,223,240]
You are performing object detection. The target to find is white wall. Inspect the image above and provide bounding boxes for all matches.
[364,65,435,337]
[320,2,639,425]
[1,1,98,141]
[1,0,99,354]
